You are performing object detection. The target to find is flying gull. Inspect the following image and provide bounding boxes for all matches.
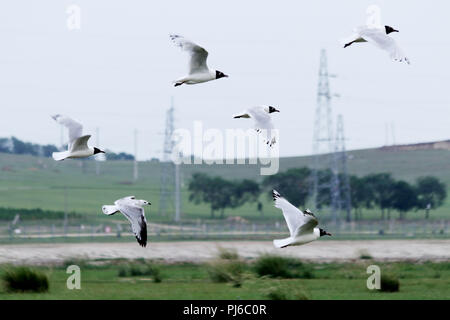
[102,196,151,247]
[233,105,280,147]
[51,114,105,161]
[170,34,228,86]
[342,25,410,64]
[272,190,331,248]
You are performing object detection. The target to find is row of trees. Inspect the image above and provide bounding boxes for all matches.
[265,168,446,220]
[0,136,134,161]
[188,168,447,220]
[188,173,260,218]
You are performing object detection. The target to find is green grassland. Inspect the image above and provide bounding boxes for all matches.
[0,259,448,300]
[0,148,450,223]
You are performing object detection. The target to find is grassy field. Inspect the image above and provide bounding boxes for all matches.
[1,148,450,223]
[0,259,448,300]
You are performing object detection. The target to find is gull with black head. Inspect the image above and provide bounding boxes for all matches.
[170,34,228,86]
[272,190,331,248]
[233,105,280,147]
[342,24,410,64]
[51,114,105,161]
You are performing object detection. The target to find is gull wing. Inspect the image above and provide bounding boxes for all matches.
[170,34,209,74]
[293,210,318,237]
[273,190,315,237]
[358,27,410,64]
[70,135,91,152]
[52,114,83,146]
[116,199,147,247]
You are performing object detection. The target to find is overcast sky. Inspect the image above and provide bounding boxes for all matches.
[0,0,448,160]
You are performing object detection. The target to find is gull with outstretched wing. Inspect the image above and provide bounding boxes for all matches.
[170,34,228,86]
[272,190,331,248]
[102,196,151,247]
[51,114,105,161]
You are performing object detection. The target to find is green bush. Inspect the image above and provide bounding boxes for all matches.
[265,282,309,300]
[217,247,239,260]
[151,267,162,283]
[1,267,49,293]
[207,260,246,287]
[124,263,162,282]
[117,267,128,277]
[380,274,400,292]
[358,250,373,260]
[254,254,313,279]
[143,264,162,283]
[130,266,143,276]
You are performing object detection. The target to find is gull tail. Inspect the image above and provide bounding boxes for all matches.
[102,205,119,215]
[273,237,292,249]
[52,151,70,161]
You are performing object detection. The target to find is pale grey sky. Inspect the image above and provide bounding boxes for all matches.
[0,0,448,160]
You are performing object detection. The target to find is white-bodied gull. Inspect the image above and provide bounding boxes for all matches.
[342,25,410,64]
[102,196,151,247]
[51,114,105,161]
[233,105,280,147]
[272,190,331,248]
[170,34,228,86]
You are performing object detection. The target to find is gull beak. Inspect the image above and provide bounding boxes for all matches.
[274,109,280,112]
[224,74,229,78]
[326,232,332,236]
[393,29,399,32]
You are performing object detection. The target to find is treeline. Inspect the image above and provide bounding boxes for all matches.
[265,168,446,220]
[0,136,134,161]
[0,137,58,158]
[188,173,260,218]
[0,207,82,221]
[188,168,447,220]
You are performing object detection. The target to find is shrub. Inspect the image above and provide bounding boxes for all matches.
[217,247,239,260]
[254,254,313,279]
[207,260,246,288]
[117,267,128,277]
[265,282,309,300]
[358,250,373,260]
[125,263,162,282]
[144,264,162,283]
[380,274,400,292]
[130,266,143,276]
[151,268,162,283]
[1,267,49,293]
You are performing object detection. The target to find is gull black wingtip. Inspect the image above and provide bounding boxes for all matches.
[272,189,281,200]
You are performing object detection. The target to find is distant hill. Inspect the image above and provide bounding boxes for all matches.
[379,140,450,152]
[0,145,449,221]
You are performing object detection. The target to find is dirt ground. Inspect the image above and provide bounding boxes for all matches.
[0,240,449,265]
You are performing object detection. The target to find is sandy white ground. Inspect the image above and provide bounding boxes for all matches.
[0,240,449,265]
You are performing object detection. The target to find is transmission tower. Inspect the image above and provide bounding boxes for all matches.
[159,98,175,217]
[310,49,336,219]
[332,114,352,222]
